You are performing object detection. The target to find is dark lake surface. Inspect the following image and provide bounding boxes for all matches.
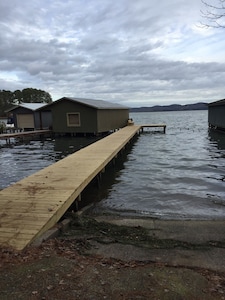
[1,110,225,220]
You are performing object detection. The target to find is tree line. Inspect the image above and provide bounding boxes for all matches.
[0,88,52,116]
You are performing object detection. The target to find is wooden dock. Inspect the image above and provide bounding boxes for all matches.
[0,125,143,250]
[0,129,52,143]
[141,124,166,133]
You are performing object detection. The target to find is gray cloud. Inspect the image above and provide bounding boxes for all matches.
[0,0,224,106]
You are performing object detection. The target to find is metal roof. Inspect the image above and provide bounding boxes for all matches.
[208,99,225,106]
[20,103,47,110]
[52,97,129,110]
[6,103,47,112]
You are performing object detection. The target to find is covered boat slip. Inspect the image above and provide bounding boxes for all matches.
[0,125,143,250]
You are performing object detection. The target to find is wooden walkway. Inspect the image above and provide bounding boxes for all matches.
[141,124,166,133]
[0,130,52,143]
[0,125,142,250]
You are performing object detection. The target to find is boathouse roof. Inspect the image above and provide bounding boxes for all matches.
[208,99,225,106]
[46,97,129,110]
[6,102,47,112]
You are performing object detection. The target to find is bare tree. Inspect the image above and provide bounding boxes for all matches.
[201,0,225,28]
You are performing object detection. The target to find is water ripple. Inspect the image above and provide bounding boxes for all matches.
[96,111,225,220]
[1,111,225,220]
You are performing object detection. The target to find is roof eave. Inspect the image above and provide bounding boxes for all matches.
[41,97,129,110]
[208,99,225,106]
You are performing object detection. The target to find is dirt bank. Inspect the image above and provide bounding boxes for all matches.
[0,212,225,299]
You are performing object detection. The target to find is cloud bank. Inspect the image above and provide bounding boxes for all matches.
[0,0,224,107]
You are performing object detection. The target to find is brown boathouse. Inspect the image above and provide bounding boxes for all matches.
[5,103,48,131]
[39,97,129,135]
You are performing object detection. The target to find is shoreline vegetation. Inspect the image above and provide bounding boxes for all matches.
[130,102,208,112]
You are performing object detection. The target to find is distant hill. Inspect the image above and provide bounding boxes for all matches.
[130,102,208,112]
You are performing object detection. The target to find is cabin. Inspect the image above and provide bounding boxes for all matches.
[39,97,129,135]
[208,99,225,132]
[5,103,51,131]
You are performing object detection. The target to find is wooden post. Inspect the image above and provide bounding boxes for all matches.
[97,173,102,188]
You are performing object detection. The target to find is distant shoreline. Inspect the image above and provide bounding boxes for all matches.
[130,102,208,112]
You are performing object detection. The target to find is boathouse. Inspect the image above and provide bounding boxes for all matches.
[208,99,225,132]
[5,103,51,131]
[39,97,129,135]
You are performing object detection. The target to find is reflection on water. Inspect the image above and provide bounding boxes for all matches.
[208,129,225,152]
[0,135,101,188]
[92,111,225,220]
[0,110,225,220]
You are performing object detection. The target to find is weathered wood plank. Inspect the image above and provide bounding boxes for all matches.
[0,228,36,240]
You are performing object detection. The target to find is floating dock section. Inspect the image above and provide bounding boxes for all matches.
[0,124,166,250]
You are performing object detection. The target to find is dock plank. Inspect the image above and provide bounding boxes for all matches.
[0,125,142,250]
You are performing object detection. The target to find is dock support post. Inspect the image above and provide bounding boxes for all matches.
[97,173,102,188]
[75,194,81,211]
[97,167,106,188]
[112,157,117,166]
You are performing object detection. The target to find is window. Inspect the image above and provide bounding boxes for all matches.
[67,113,80,127]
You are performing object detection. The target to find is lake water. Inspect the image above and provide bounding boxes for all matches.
[1,110,225,220]
[0,135,102,189]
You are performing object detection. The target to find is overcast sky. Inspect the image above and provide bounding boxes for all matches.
[0,0,224,107]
